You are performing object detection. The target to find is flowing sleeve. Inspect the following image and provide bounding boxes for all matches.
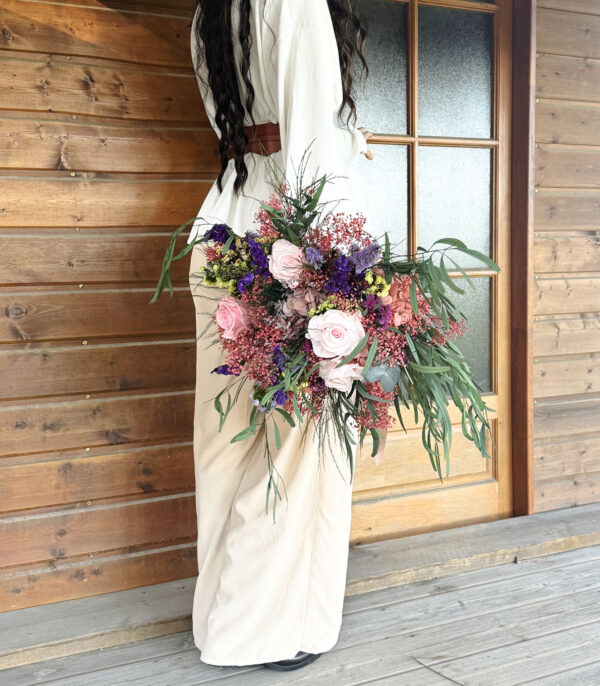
[272,1,368,196]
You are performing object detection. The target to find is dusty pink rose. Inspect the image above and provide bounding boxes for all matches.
[282,288,326,318]
[268,239,304,287]
[215,295,249,340]
[382,277,413,327]
[306,309,366,359]
[319,358,363,393]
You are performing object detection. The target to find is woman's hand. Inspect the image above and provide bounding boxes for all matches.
[359,127,374,160]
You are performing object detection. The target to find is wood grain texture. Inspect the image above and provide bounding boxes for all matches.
[0,51,206,122]
[0,232,195,285]
[0,1,194,67]
[0,177,210,227]
[535,471,600,510]
[534,353,600,397]
[534,190,600,230]
[0,544,197,613]
[0,391,194,457]
[0,0,211,609]
[536,100,600,146]
[0,340,195,400]
[533,275,600,315]
[0,288,194,343]
[538,0,600,16]
[0,493,196,568]
[534,233,600,273]
[0,119,219,173]
[534,315,600,356]
[535,433,600,480]
[536,54,600,103]
[535,144,600,188]
[534,395,600,440]
[0,444,195,513]
[537,7,600,60]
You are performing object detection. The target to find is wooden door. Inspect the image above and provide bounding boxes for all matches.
[349,0,513,543]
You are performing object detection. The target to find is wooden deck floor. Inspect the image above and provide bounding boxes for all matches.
[4,545,600,686]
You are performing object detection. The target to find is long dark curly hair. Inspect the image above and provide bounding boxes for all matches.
[194,0,368,193]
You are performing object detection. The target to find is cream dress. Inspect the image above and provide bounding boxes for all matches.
[187,0,370,667]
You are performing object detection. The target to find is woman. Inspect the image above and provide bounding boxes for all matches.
[187,0,374,671]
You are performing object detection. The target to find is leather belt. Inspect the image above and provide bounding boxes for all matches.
[226,121,281,159]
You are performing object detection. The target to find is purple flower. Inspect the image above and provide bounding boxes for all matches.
[212,364,238,376]
[273,346,288,372]
[349,243,381,273]
[377,304,393,328]
[364,293,381,311]
[247,234,270,276]
[204,223,230,244]
[237,272,255,293]
[305,247,324,267]
[273,389,287,406]
[325,253,354,295]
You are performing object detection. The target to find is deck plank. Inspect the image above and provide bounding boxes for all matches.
[3,545,600,686]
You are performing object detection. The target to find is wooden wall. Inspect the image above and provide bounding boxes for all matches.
[533,0,600,511]
[0,0,218,611]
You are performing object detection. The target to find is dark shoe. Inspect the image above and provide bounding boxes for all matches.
[263,651,322,671]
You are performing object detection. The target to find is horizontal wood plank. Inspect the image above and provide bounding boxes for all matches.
[535,470,600,511]
[0,119,218,173]
[536,101,600,146]
[1,1,193,67]
[354,426,493,498]
[538,0,600,16]
[0,177,210,227]
[534,275,600,315]
[534,395,600,441]
[0,493,196,568]
[534,315,600,356]
[534,233,600,272]
[536,54,600,103]
[0,52,206,122]
[0,288,194,343]
[0,232,194,285]
[0,544,197,613]
[534,353,600,397]
[0,444,195,513]
[535,434,600,480]
[0,391,194,457]
[350,480,504,545]
[537,7,600,60]
[535,144,600,188]
[51,0,196,14]
[534,190,600,230]
[0,340,195,400]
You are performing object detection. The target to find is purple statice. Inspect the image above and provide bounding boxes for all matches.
[247,234,270,276]
[324,253,353,295]
[272,346,288,372]
[237,272,255,293]
[376,304,393,328]
[273,389,287,406]
[349,242,381,273]
[212,364,238,376]
[363,293,381,311]
[305,246,324,267]
[204,223,230,244]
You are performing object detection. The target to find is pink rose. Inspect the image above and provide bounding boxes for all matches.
[306,309,366,359]
[268,239,304,287]
[381,276,414,327]
[319,358,363,393]
[215,295,249,340]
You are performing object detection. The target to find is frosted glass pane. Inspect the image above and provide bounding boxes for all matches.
[356,144,408,247]
[419,7,493,138]
[354,0,408,134]
[418,147,491,267]
[452,278,492,392]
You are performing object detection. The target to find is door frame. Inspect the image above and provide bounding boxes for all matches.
[510,0,536,515]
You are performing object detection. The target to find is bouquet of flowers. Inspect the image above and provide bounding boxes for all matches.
[151,162,498,516]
